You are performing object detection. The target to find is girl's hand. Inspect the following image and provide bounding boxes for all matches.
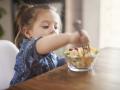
[79,30,90,44]
[69,30,90,45]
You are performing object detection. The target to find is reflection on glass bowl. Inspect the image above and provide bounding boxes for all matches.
[64,47,98,72]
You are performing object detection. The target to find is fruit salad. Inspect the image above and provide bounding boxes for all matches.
[64,47,98,69]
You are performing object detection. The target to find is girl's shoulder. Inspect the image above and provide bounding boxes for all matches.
[22,38,33,45]
[20,38,39,50]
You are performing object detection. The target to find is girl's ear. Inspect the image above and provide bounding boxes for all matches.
[22,27,33,39]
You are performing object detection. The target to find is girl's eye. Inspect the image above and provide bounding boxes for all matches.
[41,26,49,29]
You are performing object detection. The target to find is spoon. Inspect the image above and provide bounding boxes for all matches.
[73,20,90,56]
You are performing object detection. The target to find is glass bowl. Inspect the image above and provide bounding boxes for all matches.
[64,47,98,72]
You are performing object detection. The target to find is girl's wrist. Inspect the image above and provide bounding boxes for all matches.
[65,33,72,44]
[69,32,80,44]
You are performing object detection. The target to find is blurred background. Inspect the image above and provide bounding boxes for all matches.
[0,0,118,49]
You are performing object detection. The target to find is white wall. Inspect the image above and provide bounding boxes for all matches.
[82,0,100,48]
[65,0,82,32]
[0,0,13,41]
[100,0,120,48]
[65,0,74,32]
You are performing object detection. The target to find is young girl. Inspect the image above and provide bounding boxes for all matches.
[10,4,89,85]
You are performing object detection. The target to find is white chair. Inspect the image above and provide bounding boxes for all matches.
[0,40,19,90]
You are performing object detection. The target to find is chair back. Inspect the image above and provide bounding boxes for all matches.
[0,40,19,90]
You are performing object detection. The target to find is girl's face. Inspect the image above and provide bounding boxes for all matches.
[29,9,61,38]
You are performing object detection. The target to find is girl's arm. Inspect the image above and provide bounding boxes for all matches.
[36,31,89,54]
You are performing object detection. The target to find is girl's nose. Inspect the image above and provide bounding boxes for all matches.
[49,26,55,33]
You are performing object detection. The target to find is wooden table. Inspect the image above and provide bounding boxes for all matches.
[8,47,120,90]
